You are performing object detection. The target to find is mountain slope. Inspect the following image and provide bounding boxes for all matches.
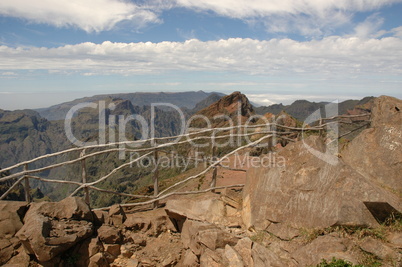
[255,97,375,121]
[37,91,223,121]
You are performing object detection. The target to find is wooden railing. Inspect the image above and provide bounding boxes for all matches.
[0,114,370,210]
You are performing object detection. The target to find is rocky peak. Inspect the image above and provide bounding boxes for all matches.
[196,91,254,125]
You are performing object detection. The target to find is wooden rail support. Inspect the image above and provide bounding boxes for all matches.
[210,144,218,192]
[153,148,159,209]
[80,150,90,206]
[23,164,31,203]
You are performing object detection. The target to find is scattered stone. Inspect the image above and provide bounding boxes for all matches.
[165,193,227,226]
[359,237,399,262]
[267,223,300,241]
[4,246,30,267]
[234,237,253,267]
[124,208,175,236]
[93,210,109,226]
[74,237,104,266]
[88,252,108,267]
[130,232,147,246]
[292,235,357,266]
[104,244,121,258]
[224,244,244,267]
[97,225,122,244]
[221,188,242,210]
[120,244,134,258]
[181,219,238,256]
[108,204,127,226]
[181,249,199,267]
[252,242,284,267]
[199,248,224,267]
[387,232,402,248]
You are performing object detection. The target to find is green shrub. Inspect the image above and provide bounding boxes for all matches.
[315,258,364,267]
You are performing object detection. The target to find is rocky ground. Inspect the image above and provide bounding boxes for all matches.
[0,95,401,266]
[0,191,401,267]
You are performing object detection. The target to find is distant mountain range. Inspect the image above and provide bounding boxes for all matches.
[36,91,225,121]
[254,97,375,121]
[0,91,377,206]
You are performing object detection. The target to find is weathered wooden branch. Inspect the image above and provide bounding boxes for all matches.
[80,150,90,205]
[69,151,154,197]
[94,184,245,211]
[86,185,154,199]
[23,164,31,203]
[157,134,273,197]
[0,176,25,200]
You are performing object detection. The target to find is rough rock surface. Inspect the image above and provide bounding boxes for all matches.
[165,192,241,229]
[292,235,358,266]
[242,135,401,229]
[16,197,94,262]
[0,201,28,265]
[342,95,402,193]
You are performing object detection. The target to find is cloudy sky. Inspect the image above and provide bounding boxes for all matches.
[1,0,402,110]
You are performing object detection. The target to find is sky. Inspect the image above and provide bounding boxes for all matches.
[1,0,402,110]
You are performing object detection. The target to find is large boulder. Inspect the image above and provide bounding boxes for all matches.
[242,136,401,229]
[342,95,402,193]
[16,197,94,262]
[0,201,28,265]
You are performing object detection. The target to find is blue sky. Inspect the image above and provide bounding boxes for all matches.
[1,0,402,110]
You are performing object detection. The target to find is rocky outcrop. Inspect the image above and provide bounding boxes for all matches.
[0,201,28,265]
[242,135,401,229]
[342,95,402,193]
[165,192,242,229]
[16,197,94,262]
[195,91,255,126]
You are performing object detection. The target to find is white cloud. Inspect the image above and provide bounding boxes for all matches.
[174,0,402,36]
[175,0,402,18]
[391,26,402,38]
[1,71,17,76]
[0,0,160,32]
[1,37,401,78]
[2,0,402,36]
[247,93,366,106]
[353,13,385,38]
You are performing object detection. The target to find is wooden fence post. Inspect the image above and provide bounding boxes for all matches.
[209,134,217,192]
[23,164,31,203]
[153,148,159,209]
[80,149,90,206]
[319,118,323,137]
